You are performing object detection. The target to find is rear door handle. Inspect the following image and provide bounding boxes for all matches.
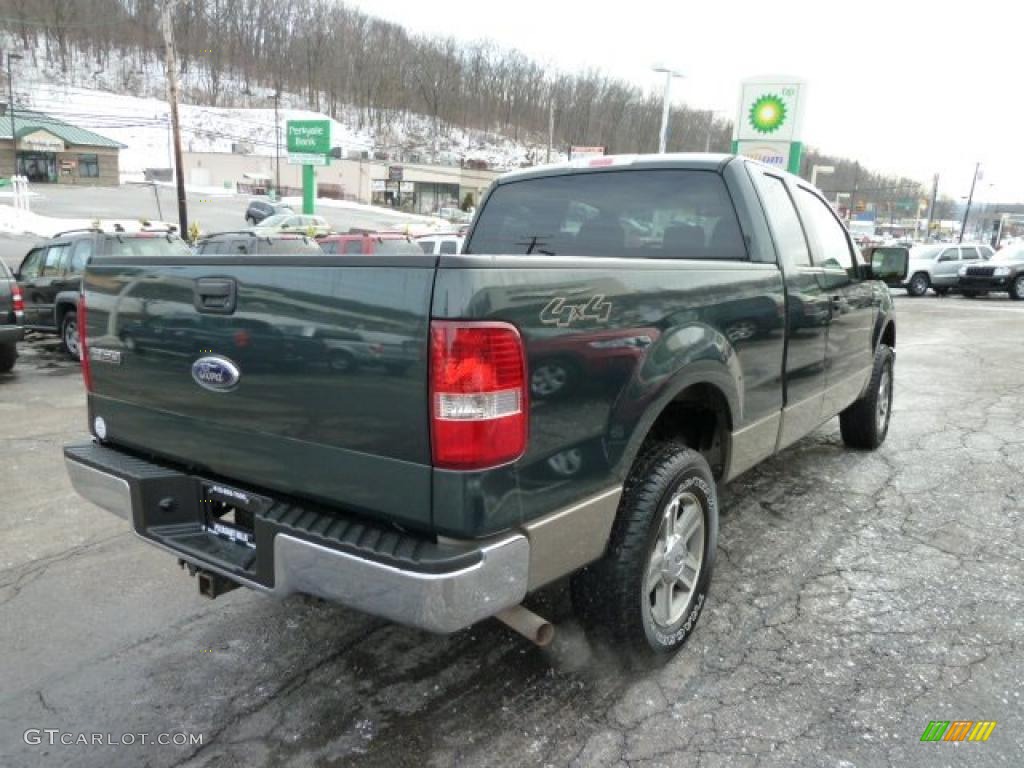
[194,277,237,314]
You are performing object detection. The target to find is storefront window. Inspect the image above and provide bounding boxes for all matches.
[79,154,99,178]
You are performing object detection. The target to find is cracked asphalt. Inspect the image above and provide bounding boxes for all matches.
[1,295,1022,768]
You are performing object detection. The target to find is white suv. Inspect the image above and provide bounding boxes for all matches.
[416,234,464,255]
[902,243,994,296]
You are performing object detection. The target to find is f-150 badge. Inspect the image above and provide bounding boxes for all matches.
[540,295,612,327]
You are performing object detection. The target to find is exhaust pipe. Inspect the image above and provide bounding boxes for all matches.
[496,605,554,647]
[197,570,240,599]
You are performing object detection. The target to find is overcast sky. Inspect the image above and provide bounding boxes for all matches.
[349,0,1021,202]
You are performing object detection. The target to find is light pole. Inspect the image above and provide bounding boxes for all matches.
[7,53,22,177]
[652,64,684,154]
[273,89,281,197]
[810,164,834,188]
[958,162,980,244]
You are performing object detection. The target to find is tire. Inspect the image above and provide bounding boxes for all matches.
[0,343,16,373]
[932,287,950,296]
[1009,275,1024,301]
[961,290,979,298]
[906,272,929,297]
[529,357,578,400]
[839,345,894,450]
[328,349,358,373]
[60,310,81,360]
[570,441,718,659]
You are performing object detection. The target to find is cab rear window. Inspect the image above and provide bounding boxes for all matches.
[105,236,192,258]
[467,169,746,260]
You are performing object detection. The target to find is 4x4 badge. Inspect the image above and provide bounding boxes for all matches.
[540,295,612,327]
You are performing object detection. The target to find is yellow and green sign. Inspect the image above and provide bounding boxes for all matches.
[732,77,806,175]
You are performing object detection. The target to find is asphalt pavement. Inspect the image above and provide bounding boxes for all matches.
[0,295,1022,767]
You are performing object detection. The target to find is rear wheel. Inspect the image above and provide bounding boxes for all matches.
[839,345,894,450]
[1009,275,1024,300]
[61,310,81,360]
[0,343,16,372]
[906,272,929,297]
[571,441,717,658]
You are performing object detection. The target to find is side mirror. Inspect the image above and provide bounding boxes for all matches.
[867,247,909,284]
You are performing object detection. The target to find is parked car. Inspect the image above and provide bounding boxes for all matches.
[0,258,24,372]
[64,154,907,658]
[15,228,192,358]
[958,244,1024,299]
[900,243,994,296]
[252,213,331,237]
[193,231,324,256]
[415,233,465,255]
[318,232,424,255]
[244,200,293,226]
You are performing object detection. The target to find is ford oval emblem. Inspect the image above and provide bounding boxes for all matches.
[191,356,240,392]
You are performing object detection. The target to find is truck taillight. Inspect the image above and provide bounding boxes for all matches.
[79,294,93,392]
[429,321,527,470]
[11,286,24,313]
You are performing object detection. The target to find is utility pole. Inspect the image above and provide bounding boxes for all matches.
[959,162,980,244]
[7,53,23,177]
[160,0,188,235]
[274,89,281,196]
[925,173,938,241]
[546,98,554,163]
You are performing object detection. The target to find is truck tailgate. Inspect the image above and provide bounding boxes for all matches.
[82,256,436,529]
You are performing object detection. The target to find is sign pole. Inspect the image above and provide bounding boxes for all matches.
[302,164,315,215]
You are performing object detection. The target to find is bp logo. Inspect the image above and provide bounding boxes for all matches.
[749,94,787,134]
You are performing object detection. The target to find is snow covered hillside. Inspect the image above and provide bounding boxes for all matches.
[8,35,560,176]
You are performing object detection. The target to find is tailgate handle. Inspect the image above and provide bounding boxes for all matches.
[194,278,237,315]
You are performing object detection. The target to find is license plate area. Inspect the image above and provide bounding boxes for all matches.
[200,481,271,549]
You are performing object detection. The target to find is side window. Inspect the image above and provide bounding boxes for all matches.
[440,240,458,254]
[960,247,979,261]
[796,189,855,270]
[19,249,43,279]
[319,240,339,255]
[980,246,994,259]
[344,239,363,254]
[418,241,434,254]
[42,245,69,276]
[69,239,94,273]
[938,248,959,262]
[752,172,811,267]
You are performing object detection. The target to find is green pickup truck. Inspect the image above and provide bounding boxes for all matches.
[64,155,908,657]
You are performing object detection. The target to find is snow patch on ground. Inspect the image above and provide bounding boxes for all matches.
[0,204,173,239]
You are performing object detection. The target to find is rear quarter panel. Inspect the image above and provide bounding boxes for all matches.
[431,256,785,536]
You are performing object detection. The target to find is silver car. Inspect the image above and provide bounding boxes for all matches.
[901,243,994,296]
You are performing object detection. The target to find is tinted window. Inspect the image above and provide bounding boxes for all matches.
[938,248,959,262]
[42,245,69,275]
[319,240,341,255]
[960,247,979,261]
[375,238,426,256]
[418,241,434,254]
[468,169,746,259]
[440,240,458,254]
[105,236,193,258]
[69,239,94,272]
[19,249,44,279]
[343,239,363,254]
[752,172,811,267]
[796,189,855,270]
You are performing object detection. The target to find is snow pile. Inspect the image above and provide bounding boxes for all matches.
[0,204,172,239]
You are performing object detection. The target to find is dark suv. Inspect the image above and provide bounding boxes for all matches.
[15,229,192,358]
[244,200,293,226]
[0,259,24,371]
